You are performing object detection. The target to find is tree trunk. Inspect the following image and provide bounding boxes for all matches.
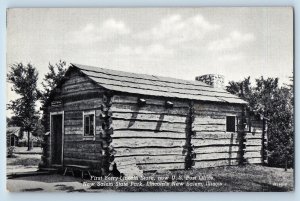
[27,130,32,151]
[284,159,287,171]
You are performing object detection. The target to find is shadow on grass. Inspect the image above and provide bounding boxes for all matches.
[22,188,44,192]
[10,174,82,183]
[55,184,86,192]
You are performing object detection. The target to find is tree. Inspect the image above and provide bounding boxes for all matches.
[227,76,294,169]
[40,60,67,128]
[7,63,40,150]
[226,76,255,107]
[41,60,67,105]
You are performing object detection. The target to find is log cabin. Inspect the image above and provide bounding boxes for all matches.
[7,127,21,147]
[40,63,268,176]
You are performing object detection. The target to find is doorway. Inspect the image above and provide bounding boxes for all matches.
[51,113,64,165]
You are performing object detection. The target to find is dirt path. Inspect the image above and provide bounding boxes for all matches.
[7,174,91,192]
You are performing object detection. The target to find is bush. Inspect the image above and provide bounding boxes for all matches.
[7,146,16,158]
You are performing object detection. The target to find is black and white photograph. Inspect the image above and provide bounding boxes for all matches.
[6,7,294,192]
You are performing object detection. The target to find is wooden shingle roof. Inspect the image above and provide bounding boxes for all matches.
[71,63,247,104]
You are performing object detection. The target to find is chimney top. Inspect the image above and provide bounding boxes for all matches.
[195,74,224,88]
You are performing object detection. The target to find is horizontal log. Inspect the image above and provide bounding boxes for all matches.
[65,130,83,135]
[245,139,262,146]
[192,124,226,132]
[111,138,186,148]
[114,147,185,157]
[112,119,186,132]
[194,111,243,117]
[61,88,102,98]
[55,89,103,103]
[112,112,187,123]
[194,103,242,112]
[193,159,239,168]
[64,141,102,149]
[245,133,263,139]
[193,113,227,119]
[64,125,82,132]
[64,125,102,135]
[193,145,240,154]
[244,151,262,158]
[64,135,102,142]
[195,152,240,160]
[63,98,102,111]
[64,157,102,165]
[193,114,227,120]
[64,134,83,141]
[63,74,90,85]
[64,111,84,120]
[62,80,91,89]
[113,130,186,139]
[64,148,102,154]
[192,139,240,147]
[194,108,242,114]
[138,163,185,171]
[244,145,262,151]
[62,82,99,94]
[193,117,226,125]
[64,110,103,120]
[64,119,82,126]
[245,157,262,164]
[65,120,102,128]
[192,132,239,139]
[64,152,102,160]
[111,103,188,115]
[112,95,189,108]
[114,157,137,166]
[115,155,186,164]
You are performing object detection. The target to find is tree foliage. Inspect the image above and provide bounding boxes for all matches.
[7,63,40,150]
[41,60,67,105]
[40,60,67,128]
[226,76,294,168]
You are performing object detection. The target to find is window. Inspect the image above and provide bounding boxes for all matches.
[83,111,95,136]
[226,116,236,132]
[236,116,251,132]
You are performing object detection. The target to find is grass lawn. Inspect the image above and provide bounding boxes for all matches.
[7,154,41,174]
[7,154,41,166]
[14,147,42,154]
[91,165,294,192]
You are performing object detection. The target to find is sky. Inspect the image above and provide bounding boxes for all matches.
[6,8,293,115]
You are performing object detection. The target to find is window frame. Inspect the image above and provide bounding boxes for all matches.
[83,110,96,139]
[226,116,236,132]
[236,116,251,132]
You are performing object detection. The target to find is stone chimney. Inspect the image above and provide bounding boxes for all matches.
[195,74,224,88]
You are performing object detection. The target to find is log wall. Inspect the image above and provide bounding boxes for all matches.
[191,102,244,168]
[110,94,189,172]
[45,70,105,170]
[244,117,266,164]
[110,95,266,173]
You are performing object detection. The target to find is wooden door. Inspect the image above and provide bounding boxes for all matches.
[51,114,63,165]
